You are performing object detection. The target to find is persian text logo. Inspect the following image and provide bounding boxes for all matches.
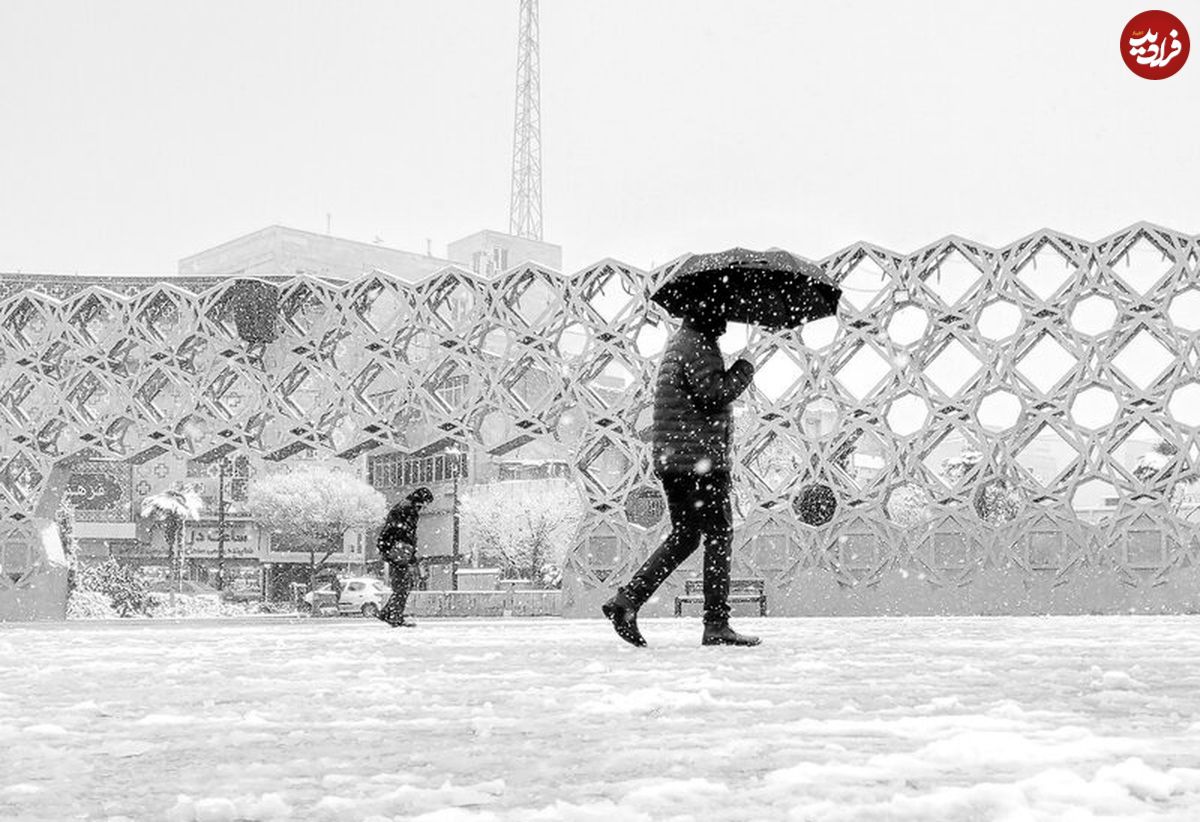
[1122,10,1189,79]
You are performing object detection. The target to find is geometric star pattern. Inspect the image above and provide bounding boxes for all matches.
[2,223,1200,615]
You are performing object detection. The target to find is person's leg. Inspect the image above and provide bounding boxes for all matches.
[618,472,704,609]
[379,565,407,626]
[395,565,414,625]
[603,472,704,646]
[697,471,760,646]
[696,471,733,626]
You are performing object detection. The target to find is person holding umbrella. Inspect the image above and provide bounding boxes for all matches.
[601,248,841,648]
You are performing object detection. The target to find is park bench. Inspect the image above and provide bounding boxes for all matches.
[674,577,767,617]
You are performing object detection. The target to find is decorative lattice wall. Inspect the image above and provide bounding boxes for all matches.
[3,223,1200,615]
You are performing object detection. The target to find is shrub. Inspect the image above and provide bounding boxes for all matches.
[76,558,150,617]
[66,589,118,620]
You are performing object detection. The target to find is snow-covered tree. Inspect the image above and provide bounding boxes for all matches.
[1134,440,1199,513]
[941,448,1021,524]
[460,481,584,587]
[246,464,386,591]
[886,483,930,528]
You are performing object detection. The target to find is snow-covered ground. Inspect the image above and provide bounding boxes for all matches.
[2,615,1200,821]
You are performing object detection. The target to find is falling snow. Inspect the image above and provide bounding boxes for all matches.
[3,616,1200,820]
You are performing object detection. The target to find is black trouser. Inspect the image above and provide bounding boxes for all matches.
[619,470,733,625]
[380,562,415,625]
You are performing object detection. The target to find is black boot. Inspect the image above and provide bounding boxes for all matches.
[601,593,647,648]
[702,622,761,647]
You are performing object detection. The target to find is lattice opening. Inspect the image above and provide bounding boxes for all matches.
[1167,383,1200,427]
[1070,385,1120,431]
[354,281,409,335]
[554,406,586,444]
[923,432,983,488]
[1168,289,1200,333]
[922,248,981,307]
[1112,234,1173,296]
[557,324,592,361]
[1070,294,1119,337]
[511,271,558,327]
[1016,334,1077,395]
[1111,329,1175,392]
[1072,478,1117,523]
[832,429,886,491]
[799,397,838,440]
[793,483,836,526]
[839,257,889,312]
[624,486,665,529]
[977,299,1022,341]
[1016,242,1076,302]
[800,315,839,351]
[745,431,803,494]
[886,303,929,346]
[755,350,804,403]
[886,392,929,437]
[885,483,931,528]
[973,478,1023,525]
[482,327,515,359]
[136,291,186,343]
[925,338,984,398]
[428,277,477,330]
[587,267,635,324]
[634,321,668,358]
[834,344,891,402]
[579,438,632,493]
[1016,425,1078,487]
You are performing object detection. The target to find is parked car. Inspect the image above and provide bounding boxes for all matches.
[303,576,391,618]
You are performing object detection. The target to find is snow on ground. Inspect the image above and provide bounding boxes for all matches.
[2,615,1200,821]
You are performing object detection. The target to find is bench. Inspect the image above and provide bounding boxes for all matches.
[674,578,767,617]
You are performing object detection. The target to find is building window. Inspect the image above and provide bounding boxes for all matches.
[435,373,470,408]
[369,451,468,489]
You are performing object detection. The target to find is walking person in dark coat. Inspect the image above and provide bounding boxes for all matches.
[602,313,762,647]
[376,487,434,628]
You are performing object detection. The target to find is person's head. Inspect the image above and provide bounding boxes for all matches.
[406,486,434,511]
[685,312,727,340]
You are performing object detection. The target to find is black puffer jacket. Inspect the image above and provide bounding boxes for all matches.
[377,501,421,565]
[651,321,754,475]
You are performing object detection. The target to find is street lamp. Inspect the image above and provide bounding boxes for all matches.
[215,457,228,591]
[445,447,463,591]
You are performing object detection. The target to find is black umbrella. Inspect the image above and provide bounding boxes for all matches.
[651,247,841,329]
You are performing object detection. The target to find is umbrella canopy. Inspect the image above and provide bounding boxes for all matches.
[651,247,841,329]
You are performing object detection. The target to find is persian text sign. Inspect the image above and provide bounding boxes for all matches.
[183,520,266,559]
[64,461,132,523]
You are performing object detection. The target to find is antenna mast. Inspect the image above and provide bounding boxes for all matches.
[508,0,543,240]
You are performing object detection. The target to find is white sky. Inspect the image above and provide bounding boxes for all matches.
[1,1,1197,276]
